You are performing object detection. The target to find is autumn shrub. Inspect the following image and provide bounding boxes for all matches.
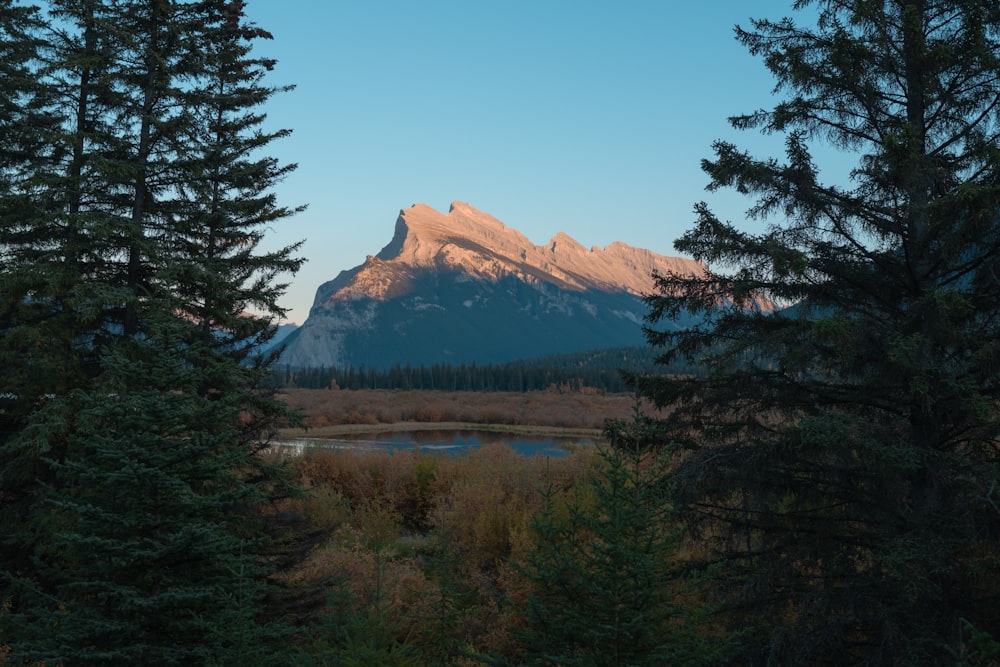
[285,484,351,533]
[298,536,431,661]
[290,447,371,502]
[362,449,446,532]
[290,447,450,535]
[340,409,378,425]
[350,497,403,548]
[278,388,647,429]
[281,441,608,663]
[410,404,447,423]
[428,443,573,572]
[396,454,439,531]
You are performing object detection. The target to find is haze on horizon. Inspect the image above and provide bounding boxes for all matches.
[251,1,818,324]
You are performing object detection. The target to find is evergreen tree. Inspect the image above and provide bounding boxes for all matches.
[5,319,280,665]
[0,0,92,595]
[300,578,422,667]
[641,1,1000,663]
[1,1,303,662]
[514,409,716,666]
[164,0,303,356]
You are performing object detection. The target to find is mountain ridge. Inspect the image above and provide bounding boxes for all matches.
[281,202,705,369]
[312,201,703,306]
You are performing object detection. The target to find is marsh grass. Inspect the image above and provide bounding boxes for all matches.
[278,442,601,662]
[278,388,650,435]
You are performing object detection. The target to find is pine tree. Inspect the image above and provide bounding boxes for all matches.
[640,1,1000,663]
[0,0,88,596]
[4,319,279,665]
[514,409,717,666]
[163,0,302,353]
[1,1,303,662]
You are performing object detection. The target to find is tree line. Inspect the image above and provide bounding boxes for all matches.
[272,346,700,392]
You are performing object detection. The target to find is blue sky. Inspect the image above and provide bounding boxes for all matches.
[249,1,811,323]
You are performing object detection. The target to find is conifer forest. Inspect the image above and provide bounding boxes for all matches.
[3,1,1000,665]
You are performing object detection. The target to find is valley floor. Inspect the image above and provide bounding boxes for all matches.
[277,388,651,435]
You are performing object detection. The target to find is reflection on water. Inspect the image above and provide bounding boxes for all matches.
[277,429,600,457]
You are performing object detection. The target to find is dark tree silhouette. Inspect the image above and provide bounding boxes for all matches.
[641,2,1000,663]
[0,2,302,663]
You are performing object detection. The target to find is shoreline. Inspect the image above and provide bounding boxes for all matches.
[278,421,605,440]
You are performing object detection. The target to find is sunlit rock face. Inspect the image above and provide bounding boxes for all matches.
[279,201,706,369]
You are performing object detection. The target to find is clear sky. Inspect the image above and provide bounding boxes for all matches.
[248,1,813,324]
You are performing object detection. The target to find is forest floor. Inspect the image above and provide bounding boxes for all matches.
[277,388,656,437]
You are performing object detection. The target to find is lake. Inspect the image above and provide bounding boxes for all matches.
[277,428,601,457]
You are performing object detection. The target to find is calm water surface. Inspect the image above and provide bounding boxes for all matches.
[279,429,600,457]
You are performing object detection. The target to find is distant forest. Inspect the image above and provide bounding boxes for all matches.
[272,346,701,392]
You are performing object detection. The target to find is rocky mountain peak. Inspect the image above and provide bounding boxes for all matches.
[282,201,711,369]
[312,202,704,307]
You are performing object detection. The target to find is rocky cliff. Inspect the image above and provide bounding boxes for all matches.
[279,202,705,369]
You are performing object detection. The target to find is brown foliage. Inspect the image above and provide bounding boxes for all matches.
[278,388,641,430]
[429,443,591,571]
[275,443,600,660]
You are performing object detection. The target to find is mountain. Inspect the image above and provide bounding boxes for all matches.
[279,201,705,369]
[263,322,298,352]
